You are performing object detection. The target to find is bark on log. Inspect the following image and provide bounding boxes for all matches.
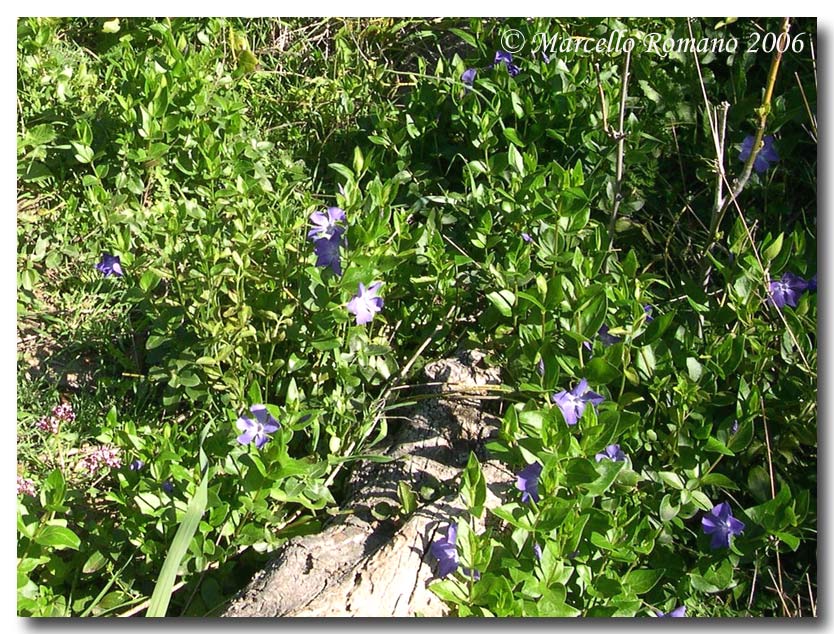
[222,350,511,617]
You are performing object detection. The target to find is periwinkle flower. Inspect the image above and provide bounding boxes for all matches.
[236,404,280,449]
[739,135,779,173]
[430,523,459,578]
[552,378,604,426]
[594,443,626,463]
[347,281,384,325]
[701,501,745,549]
[95,253,123,277]
[643,304,654,323]
[308,207,346,242]
[808,273,817,292]
[657,606,686,617]
[461,67,477,90]
[769,272,809,308]
[537,359,545,376]
[515,461,543,504]
[493,50,520,77]
[129,459,145,471]
[429,522,479,579]
[313,235,342,275]
[162,480,175,494]
[521,232,532,243]
[533,542,542,560]
[598,324,622,346]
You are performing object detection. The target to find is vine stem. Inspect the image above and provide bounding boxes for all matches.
[605,48,632,251]
[698,17,791,284]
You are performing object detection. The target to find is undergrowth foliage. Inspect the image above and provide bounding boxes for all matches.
[17,17,816,617]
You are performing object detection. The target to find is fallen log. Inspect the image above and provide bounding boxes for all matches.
[222,350,512,617]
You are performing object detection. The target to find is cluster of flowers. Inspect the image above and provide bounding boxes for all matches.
[308,206,346,275]
[77,445,122,476]
[430,375,745,614]
[307,206,384,325]
[769,271,817,309]
[35,402,76,434]
[17,475,36,497]
[461,50,521,91]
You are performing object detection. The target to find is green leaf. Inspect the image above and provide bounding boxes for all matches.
[762,232,784,263]
[584,358,620,384]
[563,458,598,487]
[704,436,734,456]
[502,127,526,147]
[689,573,721,594]
[658,471,684,490]
[34,525,80,550]
[102,18,121,33]
[508,145,524,175]
[82,550,108,574]
[140,270,160,292]
[641,310,675,344]
[487,290,515,317]
[461,452,486,517]
[583,460,625,496]
[624,568,664,594]
[686,357,702,382]
[397,481,417,516]
[490,503,536,531]
[699,472,739,490]
[659,494,679,521]
[727,418,753,452]
[328,163,355,182]
[146,473,209,616]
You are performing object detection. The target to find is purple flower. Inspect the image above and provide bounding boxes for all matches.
[313,234,342,275]
[643,304,654,323]
[308,207,346,242]
[162,480,175,494]
[657,606,686,617]
[430,523,459,578]
[521,232,532,243]
[739,135,779,173]
[598,324,622,346]
[462,67,477,89]
[701,501,745,549]
[129,459,145,471]
[516,461,543,503]
[540,48,550,63]
[594,443,626,463]
[808,273,817,292]
[769,272,809,308]
[492,50,520,77]
[552,378,605,426]
[731,420,739,434]
[236,404,280,449]
[537,359,545,376]
[533,542,542,560]
[95,253,123,277]
[347,281,384,325]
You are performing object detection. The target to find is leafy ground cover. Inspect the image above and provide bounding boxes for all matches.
[17,17,816,617]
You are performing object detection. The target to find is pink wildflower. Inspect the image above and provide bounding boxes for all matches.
[34,402,76,434]
[78,445,122,475]
[17,476,36,497]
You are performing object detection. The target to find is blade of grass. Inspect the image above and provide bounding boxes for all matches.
[145,472,209,617]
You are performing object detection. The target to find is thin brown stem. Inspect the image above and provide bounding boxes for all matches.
[606,48,632,250]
